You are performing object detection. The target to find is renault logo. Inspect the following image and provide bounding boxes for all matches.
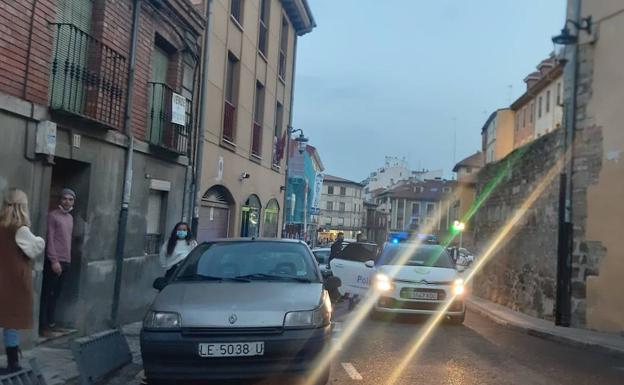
[228,314,238,324]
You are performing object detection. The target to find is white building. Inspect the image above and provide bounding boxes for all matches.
[363,156,442,200]
[318,175,365,241]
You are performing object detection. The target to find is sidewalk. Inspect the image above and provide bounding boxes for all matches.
[467,295,624,358]
[1,322,143,385]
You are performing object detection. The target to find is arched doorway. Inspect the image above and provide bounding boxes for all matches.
[240,195,261,237]
[198,185,235,242]
[262,199,280,238]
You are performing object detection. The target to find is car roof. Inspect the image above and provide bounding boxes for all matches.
[199,238,307,245]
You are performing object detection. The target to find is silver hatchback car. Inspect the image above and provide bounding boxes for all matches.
[141,239,332,384]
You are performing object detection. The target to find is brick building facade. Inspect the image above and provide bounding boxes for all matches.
[0,0,204,345]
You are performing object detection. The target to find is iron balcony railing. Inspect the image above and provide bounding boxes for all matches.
[223,100,236,142]
[147,82,191,155]
[252,121,262,157]
[49,23,128,129]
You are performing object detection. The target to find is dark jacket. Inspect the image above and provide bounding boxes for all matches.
[330,240,343,260]
[0,226,34,329]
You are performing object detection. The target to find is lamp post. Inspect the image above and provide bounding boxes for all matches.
[282,126,309,237]
[551,2,592,327]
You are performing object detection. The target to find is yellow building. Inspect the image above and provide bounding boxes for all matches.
[452,152,484,233]
[196,0,315,240]
[482,109,515,164]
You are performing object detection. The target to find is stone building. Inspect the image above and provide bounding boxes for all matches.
[195,0,315,241]
[451,152,483,244]
[0,0,204,342]
[318,175,365,241]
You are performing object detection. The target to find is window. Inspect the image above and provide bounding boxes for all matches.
[325,217,332,226]
[273,102,283,166]
[338,217,345,226]
[231,0,243,25]
[530,102,534,123]
[278,16,288,80]
[252,81,265,157]
[148,44,172,146]
[538,96,543,118]
[546,90,551,113]
[557,82,562,105]
[339,202,345,212]
[258,0,269,56]
[326,201,333,211]
[223,52,240,142]
[443,187,451,193]
[515,113,520,131]
[145,190,167,254]
[466,167,472,174]
[522,107,526,127]
[340,187,346,196]
[426,203,435,217]
[328,186,334,195]
[412,202,420,217]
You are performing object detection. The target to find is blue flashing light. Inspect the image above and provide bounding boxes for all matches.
[392,238,400,244]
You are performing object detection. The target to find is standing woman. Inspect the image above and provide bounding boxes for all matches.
[0,188,45,373]
[159,222,197,278]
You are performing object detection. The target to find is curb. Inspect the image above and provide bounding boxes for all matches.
[466,298,624,360]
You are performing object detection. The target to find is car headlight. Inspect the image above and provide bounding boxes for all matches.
[453,278,465,296]
[375,273,394,292]
[143,311,181,330]
[284,291,332,329]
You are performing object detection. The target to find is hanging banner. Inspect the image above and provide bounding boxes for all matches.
[171,93,187,125]
[311,172,324,213]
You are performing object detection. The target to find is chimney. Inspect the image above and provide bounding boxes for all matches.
[524,72,541,90]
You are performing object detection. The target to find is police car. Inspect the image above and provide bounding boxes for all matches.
[328,242,379,297]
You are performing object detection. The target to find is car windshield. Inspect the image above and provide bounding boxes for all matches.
[378,245,455,269]
[173,241,321,283]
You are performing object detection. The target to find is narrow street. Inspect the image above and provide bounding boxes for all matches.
[97,305,623,385]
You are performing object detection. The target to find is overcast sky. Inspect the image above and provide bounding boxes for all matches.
[292,0,566,182]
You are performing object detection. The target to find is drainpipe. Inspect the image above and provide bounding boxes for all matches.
[555,0,581,327]
[111,0,140,327]
[282,35,299,236]
[191,0,213,236]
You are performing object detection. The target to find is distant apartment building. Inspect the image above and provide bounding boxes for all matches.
[482,109,515,164]
[512,55,563,148]
[374,179,456,236]
[362,156,443,200]
[318,175,365,240]
[196,0,315,241]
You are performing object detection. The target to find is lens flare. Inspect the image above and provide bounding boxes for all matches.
[384,157,564,385]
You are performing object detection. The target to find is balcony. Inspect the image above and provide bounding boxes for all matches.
[223,100,236,143]
[147,82,191,155]
[252,121,262,157]
[49,23,128,129]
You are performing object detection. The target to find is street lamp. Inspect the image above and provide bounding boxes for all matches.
[453,220,466,249]
[552,16,592,46]
[282,126,309,236]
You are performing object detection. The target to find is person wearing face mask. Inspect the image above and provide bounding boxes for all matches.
[40,188,75,336]
[159,222,197,279]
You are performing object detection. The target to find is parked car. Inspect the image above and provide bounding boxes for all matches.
[328,242,378,297]
[312,247,331,274]
[141,239,332,384]
[371,242,466,324]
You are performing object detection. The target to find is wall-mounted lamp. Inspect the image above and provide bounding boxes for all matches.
[239,172,250,181]
[288,126,309,154]
[552,16,592,46]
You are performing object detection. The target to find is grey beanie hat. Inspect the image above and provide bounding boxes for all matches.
[62,188,76,199]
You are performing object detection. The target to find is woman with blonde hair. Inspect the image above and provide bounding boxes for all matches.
[0,188,45,374]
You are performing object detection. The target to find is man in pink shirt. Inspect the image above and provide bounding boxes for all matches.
[40,188,75,335]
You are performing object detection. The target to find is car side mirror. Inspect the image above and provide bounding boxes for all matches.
[153,277,168,291]
[364,260,375,268]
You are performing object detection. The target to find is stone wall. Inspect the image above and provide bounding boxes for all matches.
[472,129,564,321]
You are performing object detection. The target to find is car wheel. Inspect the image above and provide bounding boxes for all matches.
[448,312,465,325]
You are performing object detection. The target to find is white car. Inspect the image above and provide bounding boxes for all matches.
[371,243,466,324]
[328,242,378,297]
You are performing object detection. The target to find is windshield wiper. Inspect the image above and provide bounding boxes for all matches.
[175,274,251,282]
[235,273,312,283]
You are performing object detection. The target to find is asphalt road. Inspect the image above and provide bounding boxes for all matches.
[100,305,623,385]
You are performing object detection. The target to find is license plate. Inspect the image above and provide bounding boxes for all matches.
[404,290,438,300]
[199,342,265,358]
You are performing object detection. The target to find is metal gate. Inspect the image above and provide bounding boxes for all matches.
[197,205,229,242]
